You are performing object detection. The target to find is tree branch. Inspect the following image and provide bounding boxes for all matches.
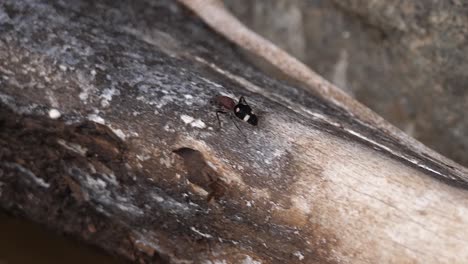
[0,0,467,263]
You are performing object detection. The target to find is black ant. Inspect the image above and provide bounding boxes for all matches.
[211,95,258,140]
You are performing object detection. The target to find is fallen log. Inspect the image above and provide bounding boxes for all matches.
[0,0,467,263]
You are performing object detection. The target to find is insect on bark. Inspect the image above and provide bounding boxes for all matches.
[211,95,258,141]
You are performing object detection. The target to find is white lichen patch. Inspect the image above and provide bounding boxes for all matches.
[101,172,118,186]
[113,128,126,139]
[79,90,89,101]
[87,113,105,124]
[242,256,262,264]
[86,174,107,189]
[190,227,213,238]
[293,251,305,260]
[3,162,50,188]
[151,193,165,203]
[57,139,87,156]
[137,154,151,161]
[76,69,97,103]
[115,203,144,215]
[180,114,206,129]
[180,114,194,124]
[163,124,175,132]
[183,94,194,106]
[154,95,176,109]
[159,156,172,168]
[150,192,192,214]
[68,167,143,216]
[189,183,209,197]
[100,87,120,108]
[48,108,61,119]
[46,90,59,108]
[191,119,206,129]
[108,125,127,140]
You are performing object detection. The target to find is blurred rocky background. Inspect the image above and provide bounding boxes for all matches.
[224,0,468,166]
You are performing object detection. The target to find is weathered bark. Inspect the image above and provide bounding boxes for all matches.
[222,0,468,168]
[0,0,467,264]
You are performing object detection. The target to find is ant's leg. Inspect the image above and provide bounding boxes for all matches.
[230,115,249,143]
[216,110,249,143]
[216,110,228,130]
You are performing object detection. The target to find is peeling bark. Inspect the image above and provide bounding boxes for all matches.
[0,0,468,263]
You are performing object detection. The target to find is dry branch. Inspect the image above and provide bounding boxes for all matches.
[0,0,467,264]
